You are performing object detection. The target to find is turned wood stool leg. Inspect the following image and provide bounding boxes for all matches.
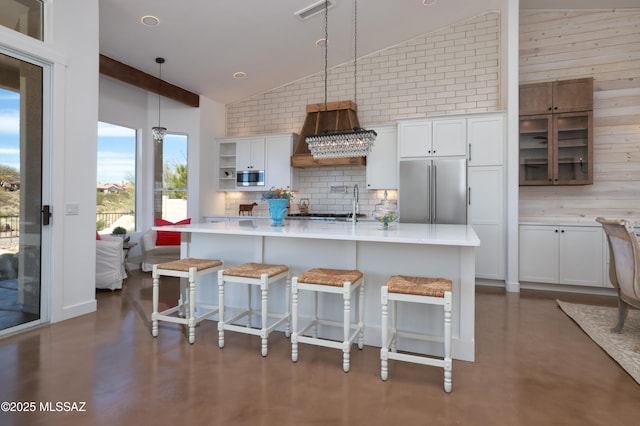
[151,265,159,337]
[444,291,452,393]
[358,282,365,349]
[260,273,269,357]
[380,285,389,381]
[218,270,225,349]
[291,277,299,362]
[342,282,352,373]
[187,267,196,344]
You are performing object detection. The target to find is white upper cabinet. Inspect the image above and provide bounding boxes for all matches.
[467,114,505,166]
[366,125,397,190]
[218,133,296,192]
[265,134,298,190]
[432,118,467,157]
[398,119,432,158]
[398,117,466,159]
[236,138,265,171]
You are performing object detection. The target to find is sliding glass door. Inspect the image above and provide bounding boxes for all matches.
[0,50,45,335]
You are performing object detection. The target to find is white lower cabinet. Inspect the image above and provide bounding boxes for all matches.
[468,167,504,280]
[519,224,604,287]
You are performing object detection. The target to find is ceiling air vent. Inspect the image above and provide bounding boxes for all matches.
[294,0,335,21]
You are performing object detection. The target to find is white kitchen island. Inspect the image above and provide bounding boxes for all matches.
[154,219,479,361]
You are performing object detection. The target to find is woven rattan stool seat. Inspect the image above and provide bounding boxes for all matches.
[297,268,363,287]
[157,258,223,272]
[223,262,289,279]
[386,275,452,297]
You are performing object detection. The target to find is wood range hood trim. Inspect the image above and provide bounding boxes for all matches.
[290,100,367,168]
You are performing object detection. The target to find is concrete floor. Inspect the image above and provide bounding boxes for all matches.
[0,271,638,425]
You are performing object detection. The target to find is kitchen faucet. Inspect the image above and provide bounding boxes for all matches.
[351,184,359,223]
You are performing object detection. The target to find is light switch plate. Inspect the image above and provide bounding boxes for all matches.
[65,203,79,215]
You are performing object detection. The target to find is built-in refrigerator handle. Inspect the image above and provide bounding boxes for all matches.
[426,164,432,223]
[432,164,437,223]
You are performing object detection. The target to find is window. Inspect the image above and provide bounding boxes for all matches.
[96,122,136,232]
[0,0,43,40]
[154,133,188,221]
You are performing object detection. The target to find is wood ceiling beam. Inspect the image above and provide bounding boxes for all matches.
[99,54,200,108]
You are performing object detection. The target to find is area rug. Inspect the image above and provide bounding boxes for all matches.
[557,300,640,384]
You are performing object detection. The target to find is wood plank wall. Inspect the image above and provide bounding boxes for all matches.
[519,10,640,221]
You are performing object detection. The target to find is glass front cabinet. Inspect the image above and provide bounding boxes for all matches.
[519,111,593,186]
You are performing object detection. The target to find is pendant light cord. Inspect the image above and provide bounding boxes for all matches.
[158,60,162,126]
[353,0,358,109]
[323,0,329,126]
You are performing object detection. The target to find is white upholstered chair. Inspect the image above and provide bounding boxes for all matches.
[596,217,640,332]
[96,235,127,290]
[140,229,180,272]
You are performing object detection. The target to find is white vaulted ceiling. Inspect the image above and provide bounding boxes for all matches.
[98,0,640,104]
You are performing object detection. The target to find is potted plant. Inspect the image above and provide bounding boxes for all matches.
[112,226,128,241]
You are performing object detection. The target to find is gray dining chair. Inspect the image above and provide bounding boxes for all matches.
[596,217,640,332]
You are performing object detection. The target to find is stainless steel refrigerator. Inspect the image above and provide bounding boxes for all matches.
[398,158,467,224]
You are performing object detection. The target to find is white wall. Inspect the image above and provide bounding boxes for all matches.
[99,75,227,224]
[2,0,224,324]
[51,0,100,321]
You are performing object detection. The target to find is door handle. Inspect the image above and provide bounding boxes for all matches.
[42,205,52,226]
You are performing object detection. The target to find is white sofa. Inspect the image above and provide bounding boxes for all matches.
[96,235,127,290]
[140,229,180,272]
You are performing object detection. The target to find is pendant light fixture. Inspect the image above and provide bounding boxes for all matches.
[305,0,376,159]
[151,57,167,143]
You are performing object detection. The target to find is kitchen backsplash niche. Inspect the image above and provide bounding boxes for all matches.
[224,166,396,218]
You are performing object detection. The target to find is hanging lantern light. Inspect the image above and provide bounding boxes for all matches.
[305,0,376,159]
[151,57,167,143]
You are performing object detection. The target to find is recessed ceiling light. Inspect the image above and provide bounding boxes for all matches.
[233,72,246,79]
[423,0,438,5]
[315,38,326,47]
[141,15,159,26]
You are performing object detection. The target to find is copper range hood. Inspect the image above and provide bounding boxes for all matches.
[290,100,367,168]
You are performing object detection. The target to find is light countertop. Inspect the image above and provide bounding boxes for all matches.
[155,219,480,247]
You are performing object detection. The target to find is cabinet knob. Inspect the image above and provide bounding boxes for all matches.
[555,229,559,233]
[561,229,565,233]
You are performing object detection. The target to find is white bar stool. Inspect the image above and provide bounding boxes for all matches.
[217,263,290,357]
[380,275,453,392]
[151,258,224,344]
[291,268,364,372]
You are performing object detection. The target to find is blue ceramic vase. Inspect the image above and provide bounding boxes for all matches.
[268,199,288,226]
